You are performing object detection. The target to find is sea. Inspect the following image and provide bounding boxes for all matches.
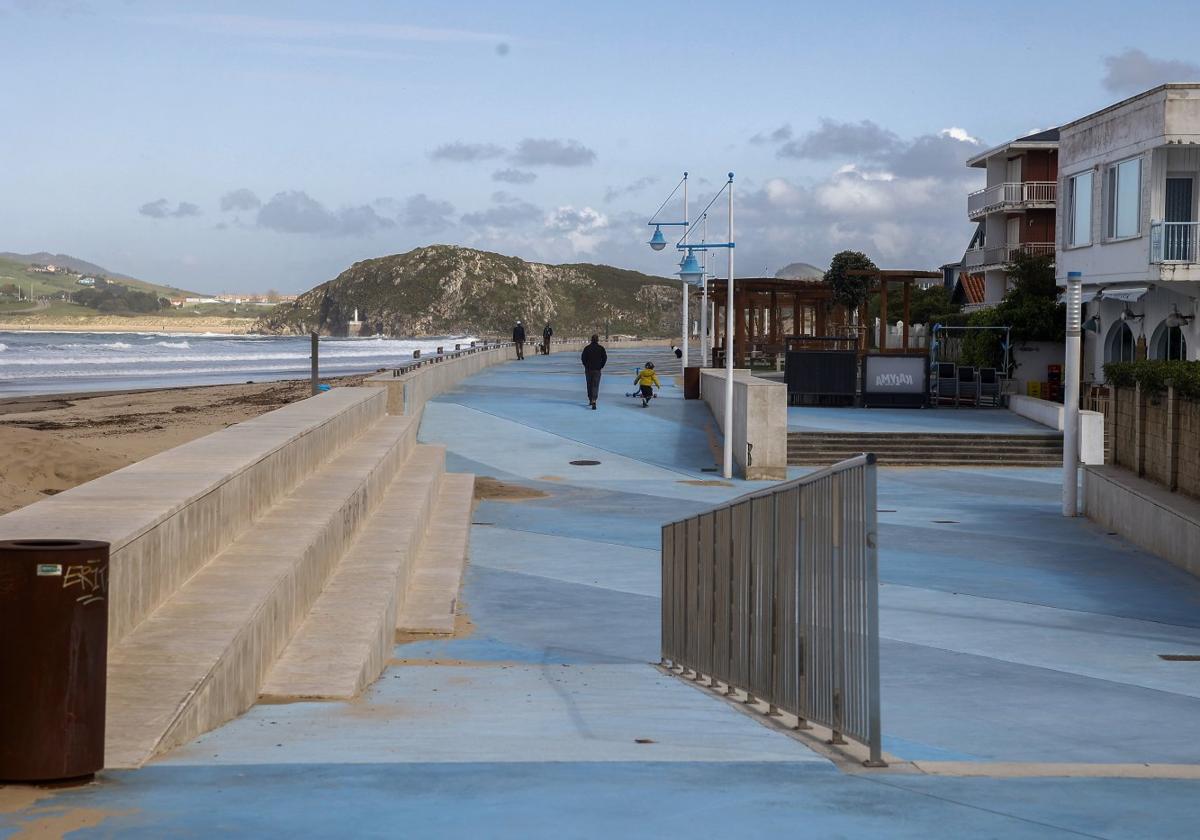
[0,331,477,397]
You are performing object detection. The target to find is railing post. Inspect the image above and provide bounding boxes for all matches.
[862,455,886,767]
[829,473,846,745]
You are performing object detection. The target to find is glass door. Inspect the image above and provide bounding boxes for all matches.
[1164,177,1194,261]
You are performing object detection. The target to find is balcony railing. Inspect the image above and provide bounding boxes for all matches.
[1151,221,1199,264]
[967,181,1057,219]
[964,242,1054,269]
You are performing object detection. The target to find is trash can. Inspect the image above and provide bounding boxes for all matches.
[0,539,109,782]
[683,366,701,400]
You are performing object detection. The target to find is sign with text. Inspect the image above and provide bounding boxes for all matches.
[862,354,928,407]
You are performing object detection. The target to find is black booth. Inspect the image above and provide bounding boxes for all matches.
[785,350,858,406]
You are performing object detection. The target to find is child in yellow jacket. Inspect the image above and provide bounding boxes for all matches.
[633,361,661,407]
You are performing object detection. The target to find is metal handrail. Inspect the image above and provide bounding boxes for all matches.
[1151,221,1199,263]
[968,181,1057,218]
[661,453,884,765]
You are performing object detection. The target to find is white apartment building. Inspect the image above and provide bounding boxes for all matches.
[963,129,1059,305]
[1056,84,1200,383]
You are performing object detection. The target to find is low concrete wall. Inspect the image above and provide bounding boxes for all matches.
[700,368,787,480]
[1109,385,1200,499]
[365,338,669,416]
[1009,395,1104,465]
[0,388,387,646]
[1084,465,1200,578]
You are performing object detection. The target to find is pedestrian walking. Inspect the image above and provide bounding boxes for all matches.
[580,333,607,409]
[633,361,661,407]
[542,322,553,355]
[512,320,526,360]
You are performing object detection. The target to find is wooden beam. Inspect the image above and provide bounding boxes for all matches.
[879,278,888,351]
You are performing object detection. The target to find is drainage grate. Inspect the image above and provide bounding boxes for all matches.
[931,520,960,524]
[569,460,601,466]
[1158,654,1200,661]
[701,467,719,473]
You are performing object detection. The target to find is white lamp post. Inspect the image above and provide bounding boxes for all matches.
[645,172,690,382]
[1063,270,1082,516]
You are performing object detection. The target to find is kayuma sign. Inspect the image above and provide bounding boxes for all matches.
[862,354,928,407]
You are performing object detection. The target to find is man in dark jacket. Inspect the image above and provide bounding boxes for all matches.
[542,323,553,355]
[512,321,526,360]
[580,334,607,409]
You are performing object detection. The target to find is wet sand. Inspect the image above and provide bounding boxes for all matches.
[0,374,372,515]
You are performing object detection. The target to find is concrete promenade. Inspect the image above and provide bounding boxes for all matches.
[3,350,1200,837]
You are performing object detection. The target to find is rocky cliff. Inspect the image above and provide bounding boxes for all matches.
[253,245,681,338]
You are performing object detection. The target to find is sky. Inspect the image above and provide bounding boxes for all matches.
[2,0,1199,294]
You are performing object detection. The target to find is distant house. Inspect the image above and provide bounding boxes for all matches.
[78,276,96,286]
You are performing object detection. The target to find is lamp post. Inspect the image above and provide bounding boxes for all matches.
[1063,270,1082,516]
[699,213,709,366]
[675,174,736,478]
[646,172,689,381]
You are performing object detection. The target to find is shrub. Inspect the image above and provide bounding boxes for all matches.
[1103,360,1200,400]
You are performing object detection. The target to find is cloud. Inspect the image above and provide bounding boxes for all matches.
[510,138,596,167]
[750,124,793,144]
[546,205,608,251]
[779,118,900,160]
[139,198,202,219]
[460,192,542,229]
[1102,49,1200,94]
[430,141,506,162]
[492,168,537,184]
[220,188,262,212]
[604,176,658,203]
[399,193,456,230]
[940,127,979,144]
[256,190,394,236]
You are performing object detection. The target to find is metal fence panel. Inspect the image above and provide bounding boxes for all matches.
[661,455,883,764]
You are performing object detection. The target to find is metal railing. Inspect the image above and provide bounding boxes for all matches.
[660,454,884,765]
[1151,221,1199,264]
[967,181,1057,219]
[964,242,1055,270]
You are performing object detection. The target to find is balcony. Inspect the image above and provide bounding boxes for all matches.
[964,242,1055,270]
[967,181,1057,220]
[1151,221,1198,264]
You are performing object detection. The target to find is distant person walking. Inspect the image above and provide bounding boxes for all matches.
[633,361,661,407]
[513,320,526,360]
[580,334,607,410]
[542,322,553,355]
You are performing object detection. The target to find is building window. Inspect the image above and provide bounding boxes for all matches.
[1151,321,1188,361]
[1067,171,1092,246]
[1106,157,1141,239]
[1105,322,1136,364]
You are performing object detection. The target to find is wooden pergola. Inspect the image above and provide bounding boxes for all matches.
[697,269,942,366]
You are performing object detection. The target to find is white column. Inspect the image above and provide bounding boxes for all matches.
[700,214,708,366]
[723,174,735,480]
[1063,271,1082,516]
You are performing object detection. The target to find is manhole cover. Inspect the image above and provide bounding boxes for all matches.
[1159,654,1200,661]
[570,460,601,466]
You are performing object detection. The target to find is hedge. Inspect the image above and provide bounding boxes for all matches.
[1103,360,1200,400]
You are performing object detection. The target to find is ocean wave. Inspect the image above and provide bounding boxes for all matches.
[156,340,191,348]
[0,343,6,352]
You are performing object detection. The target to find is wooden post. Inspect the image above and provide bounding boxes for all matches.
[770,290,779,344]
[902,280,911,351]
[1135,382,1146,477]
[310,332,319,395]
[878,277,888,351]
[735,289,747,367]
[793,293,802,335]
[1168,384,1179,491]
[858,302,868,353]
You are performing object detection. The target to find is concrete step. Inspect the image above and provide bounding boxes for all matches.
[259,445,447,701]
[395,473,475,635]
[104,414,418,768]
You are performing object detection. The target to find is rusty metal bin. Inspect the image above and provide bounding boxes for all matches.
[0,539,109,782]
[683,366,701,400]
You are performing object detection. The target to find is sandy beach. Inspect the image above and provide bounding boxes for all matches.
[0,373,371,515]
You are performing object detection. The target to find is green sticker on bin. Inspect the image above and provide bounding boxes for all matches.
[37,564,63,576]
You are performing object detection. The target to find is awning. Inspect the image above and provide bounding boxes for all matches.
[1058,286,1150,304]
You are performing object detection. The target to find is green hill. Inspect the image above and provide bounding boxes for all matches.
[253,245,681,338]
[0,252,197,299]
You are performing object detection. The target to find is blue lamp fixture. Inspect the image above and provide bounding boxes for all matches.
[649,225,667,251]
[678,249,703,284]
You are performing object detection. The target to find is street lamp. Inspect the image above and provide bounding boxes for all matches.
[646,172,690,382]
[1063,270,1082,517]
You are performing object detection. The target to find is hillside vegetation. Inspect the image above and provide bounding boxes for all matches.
[254,245,681,338]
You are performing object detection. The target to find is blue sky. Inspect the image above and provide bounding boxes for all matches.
[2,0,1198,293]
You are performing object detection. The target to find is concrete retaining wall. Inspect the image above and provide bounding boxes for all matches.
[700,368,787,480]
[1084,465,1200,578]
[0,388,387,646]
[1008,395,1104,464]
